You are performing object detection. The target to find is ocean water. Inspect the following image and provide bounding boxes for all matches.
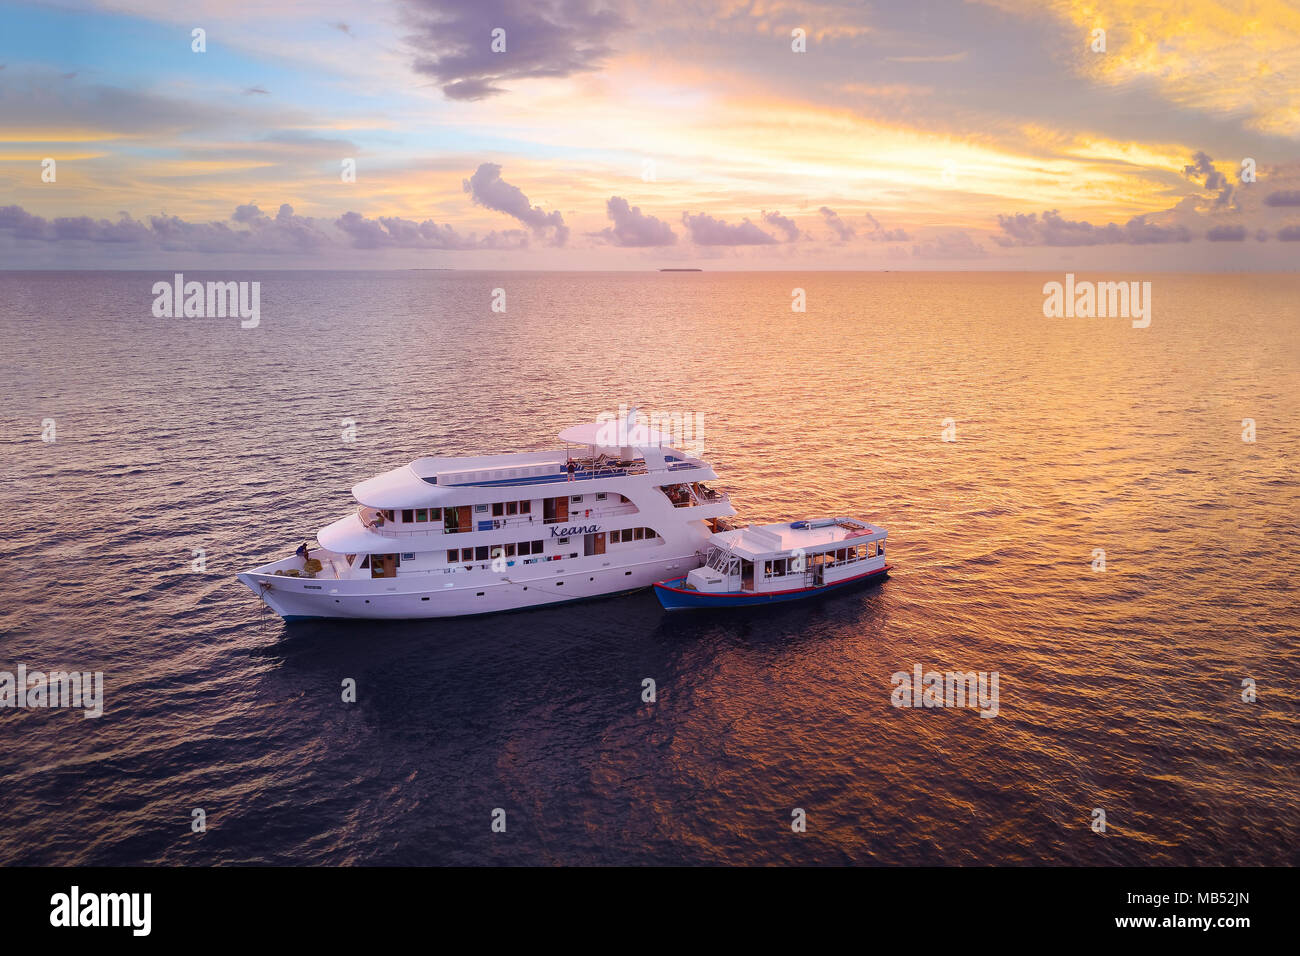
[0,269,1297,865]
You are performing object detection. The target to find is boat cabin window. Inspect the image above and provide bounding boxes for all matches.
[359,555,370,569]
[431,508,442,521]
[402,509,414,523]
[868,541,877,557]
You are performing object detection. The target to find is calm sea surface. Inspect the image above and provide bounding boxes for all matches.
[1,270,1297,865]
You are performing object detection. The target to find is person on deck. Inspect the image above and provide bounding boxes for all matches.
[567,459,576,482]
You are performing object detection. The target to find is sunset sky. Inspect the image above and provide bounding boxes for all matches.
[2,0,1298,269]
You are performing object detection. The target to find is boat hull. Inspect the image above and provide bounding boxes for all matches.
[238,551,702,621]
[654,565,890,609]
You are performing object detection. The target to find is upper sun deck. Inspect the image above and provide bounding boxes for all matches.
[349,411,716,509]
[711,518,886,560]
[409,449,703,487]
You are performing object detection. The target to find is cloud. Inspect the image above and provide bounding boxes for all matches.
[819,206,855,241]
[462,162,568,244]
[1205,225,1248,241]
[332,22,355,37]
[403,0,628,100]
[912,230,986,258]
[243,86,270,95]
[1264,191,1300,207]
[0,203,525,254]
[590,196,676,247]
[761,210,801,241]
[680,212,778,245]
[336,211,525,249]
[863,211,910,241]
[994,210,1192,246]
[1182,151,1233,208]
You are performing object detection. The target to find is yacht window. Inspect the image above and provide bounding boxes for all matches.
[447,550,458,563]
[571,495,583,503]
[382,510,394,522]
[475,504,488,513]
[633,527,644,540]
[556,537,569,545]
[402,509,414,523]
[531,540,544,554]
[460,548,474,562]
[505,543,516,557]
[621,529,633,543]
[345,553,357,566]
[596,493,607,500]
[773,560,786,576]
[506,501,518,515]
[416,509,428,522]
[878,542,885,556]
[475,546,489,561]
[868,542,877,558]
[492,502,504,517]
[430,508,442,521]
[360,555,370,569]
[519,500,531,514]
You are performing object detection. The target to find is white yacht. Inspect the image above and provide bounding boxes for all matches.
[238,411,737,620]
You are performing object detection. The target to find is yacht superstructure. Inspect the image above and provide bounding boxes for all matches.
[238,412,737,620]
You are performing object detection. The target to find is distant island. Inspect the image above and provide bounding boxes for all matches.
[659,268,703,272]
